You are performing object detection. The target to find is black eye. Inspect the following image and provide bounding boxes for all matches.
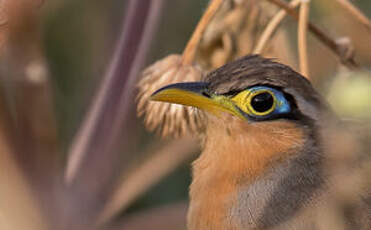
[251,92,274,113]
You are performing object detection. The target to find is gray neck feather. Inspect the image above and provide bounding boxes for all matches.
[230,135,325,229]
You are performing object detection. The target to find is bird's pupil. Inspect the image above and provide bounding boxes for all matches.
[251,92,274,113]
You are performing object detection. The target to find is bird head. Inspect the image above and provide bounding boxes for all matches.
[150,55,335,229]
[151,55,330,129]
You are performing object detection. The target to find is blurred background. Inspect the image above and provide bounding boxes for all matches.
[0,0,370,230]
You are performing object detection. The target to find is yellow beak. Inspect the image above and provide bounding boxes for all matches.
[150,82,242,118]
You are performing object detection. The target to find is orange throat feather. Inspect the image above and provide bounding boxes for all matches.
[187,114,305,230]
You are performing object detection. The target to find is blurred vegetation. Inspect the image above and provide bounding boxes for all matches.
[0,0,370,229]
[41,0,211,218]
[42,0,371,213]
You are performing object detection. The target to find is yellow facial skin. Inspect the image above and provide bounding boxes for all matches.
[231,89,277,117]
[150,84,278,120]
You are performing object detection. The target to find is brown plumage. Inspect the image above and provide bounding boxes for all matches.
[149,55,371,230]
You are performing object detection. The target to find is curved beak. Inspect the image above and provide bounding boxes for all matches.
[150,82,241,117]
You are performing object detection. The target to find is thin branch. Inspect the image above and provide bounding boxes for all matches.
[253,0,301,54]
[298,0,310,78]
[336,0,371,32]
[266,0,358,68]
[182,0,224,65]
[97,137,198,226]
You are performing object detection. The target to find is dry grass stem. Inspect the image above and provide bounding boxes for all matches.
[182,0,224,65]
[253,0,301,54]
[336,0,371,32]
[266,0,358,68]
[97,137,198,225]
[298,0,310,78]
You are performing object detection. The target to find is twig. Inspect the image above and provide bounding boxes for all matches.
[182,0,224,65]
[266,0,358,68]
[336,0,371,32]
[253,0,301,54]
[298,0,310,78]
[97,137,198,226]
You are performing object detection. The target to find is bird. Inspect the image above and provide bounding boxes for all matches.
[149,55,371,230]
